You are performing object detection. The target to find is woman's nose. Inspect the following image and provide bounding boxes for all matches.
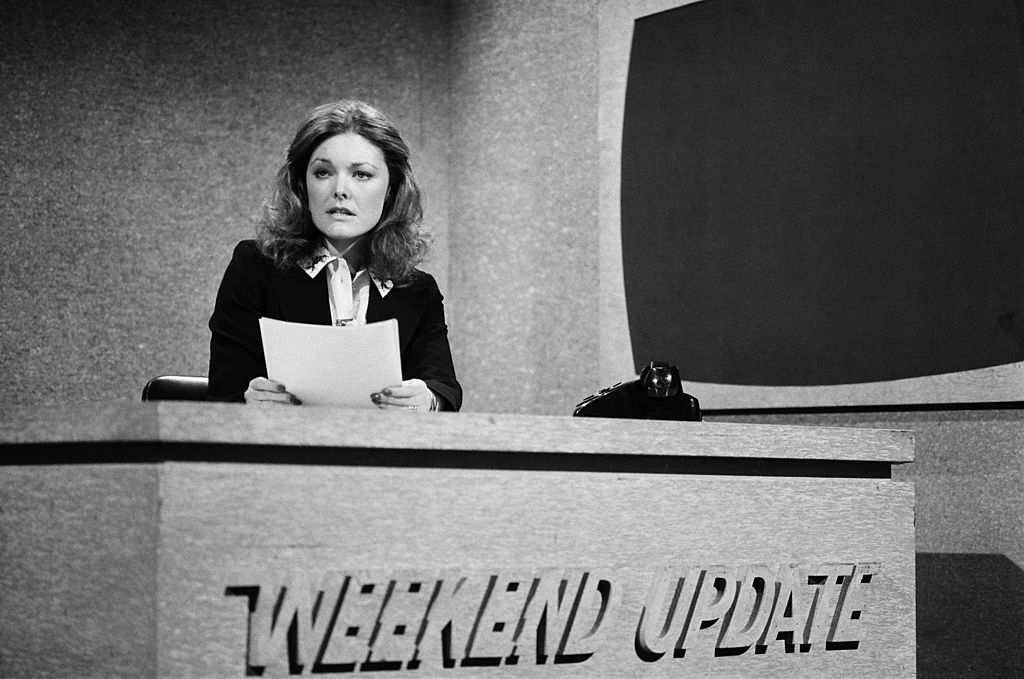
[334,178,350,199]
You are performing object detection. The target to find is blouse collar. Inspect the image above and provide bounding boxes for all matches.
[301,243,394,297]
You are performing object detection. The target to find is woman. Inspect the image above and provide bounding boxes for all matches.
[208,100,461,411]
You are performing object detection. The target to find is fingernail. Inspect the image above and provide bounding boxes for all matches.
[383,389,392,396]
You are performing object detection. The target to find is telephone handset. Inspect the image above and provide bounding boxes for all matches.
[573,361,702,421]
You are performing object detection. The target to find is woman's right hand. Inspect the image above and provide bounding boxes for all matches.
[244,377,301,405]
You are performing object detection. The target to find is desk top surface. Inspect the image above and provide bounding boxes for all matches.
[0,401,913,463]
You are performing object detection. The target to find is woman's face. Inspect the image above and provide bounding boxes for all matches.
[305,132,391,253]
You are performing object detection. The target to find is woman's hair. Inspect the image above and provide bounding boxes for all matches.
[256,100,430,285]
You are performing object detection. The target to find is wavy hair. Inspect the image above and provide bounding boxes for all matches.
[256,100,430,285]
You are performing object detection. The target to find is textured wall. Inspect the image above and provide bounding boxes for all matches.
[1,0,601,416]
[448,0,601,414]
[0,0,452,405]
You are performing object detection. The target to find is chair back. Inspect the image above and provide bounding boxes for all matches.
[142,375,209,402]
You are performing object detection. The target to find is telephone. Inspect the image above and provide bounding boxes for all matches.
[573,361,702,421]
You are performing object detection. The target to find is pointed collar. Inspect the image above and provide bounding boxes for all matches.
[301,244,394,297]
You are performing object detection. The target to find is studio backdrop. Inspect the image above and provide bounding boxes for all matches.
[599,0,1024,409]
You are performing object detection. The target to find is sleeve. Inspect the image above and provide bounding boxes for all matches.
[404,275,463,411]
[207,241,268,402]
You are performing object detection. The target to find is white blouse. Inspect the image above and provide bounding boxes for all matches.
[302,245,393,326]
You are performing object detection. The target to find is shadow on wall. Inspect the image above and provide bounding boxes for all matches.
[917,553,1023,678]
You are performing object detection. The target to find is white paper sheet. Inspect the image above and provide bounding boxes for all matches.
[259,317,402,407]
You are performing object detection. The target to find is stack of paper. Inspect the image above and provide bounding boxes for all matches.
[258,317,402,407]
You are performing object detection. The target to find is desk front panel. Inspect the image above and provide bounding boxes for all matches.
[157,462,914,678]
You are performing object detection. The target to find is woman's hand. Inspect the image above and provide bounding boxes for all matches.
[244,377,301,405]
[371,378,437,412]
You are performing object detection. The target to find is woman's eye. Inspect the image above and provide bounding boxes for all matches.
[354,171,372,180]
[313,168,331,179]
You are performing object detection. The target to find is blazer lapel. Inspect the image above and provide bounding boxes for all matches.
[366,283,421,354]
[271,265,331,325]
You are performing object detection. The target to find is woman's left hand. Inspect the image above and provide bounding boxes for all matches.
[371,379,437,412]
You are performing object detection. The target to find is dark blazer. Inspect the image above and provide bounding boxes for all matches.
[208,240,462,410]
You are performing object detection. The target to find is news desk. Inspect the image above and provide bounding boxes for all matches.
[0,402,915,677]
